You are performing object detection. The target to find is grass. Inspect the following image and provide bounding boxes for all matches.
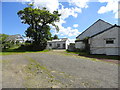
[25,56,55,79]
[66,51,119,60]
[66,50,87,55]
[0,46,50,55]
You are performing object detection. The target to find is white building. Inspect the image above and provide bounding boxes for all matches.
[89,25,120,55]
[75,19,120,55]
[47,38,70,49]
[5,34,24,43]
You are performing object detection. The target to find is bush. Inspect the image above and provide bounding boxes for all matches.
[17,42,47,51]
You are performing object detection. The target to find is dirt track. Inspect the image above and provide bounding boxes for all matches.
[2,50,118,88]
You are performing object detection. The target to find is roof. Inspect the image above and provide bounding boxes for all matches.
[90,24,120,38]
[5,34,24,41]
[76,19,113,38]
[60,38,68,41]
[48,38,68,42]
[75,39,84,42]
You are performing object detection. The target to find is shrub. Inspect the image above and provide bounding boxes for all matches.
[17,42,47,51]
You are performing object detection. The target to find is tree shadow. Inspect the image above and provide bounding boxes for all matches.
[1,46,44,53]
[78,54,119,60]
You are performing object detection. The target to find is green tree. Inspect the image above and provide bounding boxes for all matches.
[0,34,9,43]
[0,34,10,50]
[17,4,61,51]
[53,34,59,39]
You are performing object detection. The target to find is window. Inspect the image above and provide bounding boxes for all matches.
[63,44,65,49]
[49,43,52,47]
[57,44,60,47]
[106,40,114,44]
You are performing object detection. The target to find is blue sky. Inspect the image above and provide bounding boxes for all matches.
[1,0,119,41]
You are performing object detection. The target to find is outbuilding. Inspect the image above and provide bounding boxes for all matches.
[47,38,70,49]
[89,25,120,55]
[75,19,120,55]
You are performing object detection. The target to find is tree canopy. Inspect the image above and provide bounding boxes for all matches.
[17,4,61,51]
[53,34,59,39]
[0,34,9,43]
[0,34,11,50]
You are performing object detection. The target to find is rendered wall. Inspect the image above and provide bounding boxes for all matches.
[75,41,85,50]
[47,40,69,49]
[90,27,119,55]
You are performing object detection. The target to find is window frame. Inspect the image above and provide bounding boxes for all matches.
[49,43,52,47]
[57,44,60,47]
[106,40,114,44]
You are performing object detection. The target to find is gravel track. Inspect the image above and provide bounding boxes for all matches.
[2,50,118,88]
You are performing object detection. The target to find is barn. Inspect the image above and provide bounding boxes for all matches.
[75,19,120,55]
[89,25,120,55]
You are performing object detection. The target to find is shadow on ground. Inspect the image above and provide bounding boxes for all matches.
[79,54,119,60]
[66,51,119,60]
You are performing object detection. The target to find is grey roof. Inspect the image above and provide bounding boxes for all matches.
[90,24,120,38]
[5,34,24,41]
[76,19,113,38]
[48,38,69,43]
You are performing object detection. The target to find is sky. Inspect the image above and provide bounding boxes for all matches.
[1,0,120,42]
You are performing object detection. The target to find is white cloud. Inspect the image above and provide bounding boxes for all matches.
[33,0,59,13]
[32,0,88,37]
[18,0,89,37]
[115,11,120,18]
[68,0,89,8]
[58,7,82,19]
[56,0,89,37]
[53,21,80,37]
[98,0,120,18]
[73,24,79,28]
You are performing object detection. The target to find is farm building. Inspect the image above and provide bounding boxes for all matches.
[75,19,120,55]
[47,38,70,49]
[89,25,120,55]
[5,34,24,43]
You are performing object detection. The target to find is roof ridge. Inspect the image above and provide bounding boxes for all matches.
[76,19,113,38]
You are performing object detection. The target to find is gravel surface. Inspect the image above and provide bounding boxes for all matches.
[2,50,118,88]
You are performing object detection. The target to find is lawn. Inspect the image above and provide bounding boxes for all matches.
[1,46,119,61]
[0,46,50,55]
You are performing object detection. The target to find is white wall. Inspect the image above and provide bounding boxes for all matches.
[77,20,112,40]
[47,40,69,49]
[66,39,70,49]
[90,27,120,55]
[56,41,66,49]
[118,26,120,55]
[75,41,85,49]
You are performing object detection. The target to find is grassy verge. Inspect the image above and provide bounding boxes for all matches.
[0,49,50,55]
[66,50,87,55]
[66,51,119,60]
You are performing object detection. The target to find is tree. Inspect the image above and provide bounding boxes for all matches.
[17,4,61,51]
[0,34,9,43]
[53,34,59,39]
[0,34,10,50]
